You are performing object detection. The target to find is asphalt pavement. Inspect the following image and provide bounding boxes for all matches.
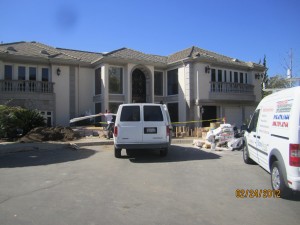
[0,143,299,225]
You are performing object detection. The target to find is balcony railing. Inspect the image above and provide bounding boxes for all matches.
[210,82,254,93]
[0,80,54,93]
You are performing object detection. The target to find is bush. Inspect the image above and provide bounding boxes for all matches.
[0,105,46,139]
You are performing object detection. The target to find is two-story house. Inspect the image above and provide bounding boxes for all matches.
[0,41,265,128]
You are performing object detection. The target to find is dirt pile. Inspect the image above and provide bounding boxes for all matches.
[20,127,81,143]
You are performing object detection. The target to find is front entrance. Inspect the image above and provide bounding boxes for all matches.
[201,106,217,127]
[132,69,146,103]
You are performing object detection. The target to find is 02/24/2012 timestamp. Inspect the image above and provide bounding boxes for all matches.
[235,189,280,198]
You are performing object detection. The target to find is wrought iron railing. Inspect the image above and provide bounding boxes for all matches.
[210,82,254,93]
[0,80,54,93]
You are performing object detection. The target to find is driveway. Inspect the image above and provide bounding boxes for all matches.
[0,144,299,225]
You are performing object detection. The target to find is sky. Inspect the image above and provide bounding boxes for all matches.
[1,0,299,77]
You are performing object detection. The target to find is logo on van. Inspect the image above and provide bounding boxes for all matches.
[273,114,290,120]
[276,99,293,113]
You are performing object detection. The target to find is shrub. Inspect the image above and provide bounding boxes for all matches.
[0,105,46,139]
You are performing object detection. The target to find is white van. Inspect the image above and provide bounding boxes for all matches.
[243,86,300,196]
[113,103,172,158]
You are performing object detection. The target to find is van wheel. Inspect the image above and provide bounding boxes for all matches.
[271,161,291,198]
[114,147,121,158]
[160,148,168,157]
[243,143,255,164]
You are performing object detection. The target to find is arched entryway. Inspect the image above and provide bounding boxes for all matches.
[131,68,148,103]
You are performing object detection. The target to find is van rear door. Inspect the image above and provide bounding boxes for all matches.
[117,105,142,143]
[142,105,167,143]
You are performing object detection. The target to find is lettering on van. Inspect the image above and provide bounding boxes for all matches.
[273,114,289,120]
[272,113,290,128]
[276,99,293,113]
[272,121,289,128]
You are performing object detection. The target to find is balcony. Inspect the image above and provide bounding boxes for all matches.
[209,82,255,102]
[0,80,54,93]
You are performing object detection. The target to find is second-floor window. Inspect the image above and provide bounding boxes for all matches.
[154,71,163,96]
[4,65,13,80]
[18,66,26,80]
[109,67,123,94]
[42,68,49,82]
[218,70,222,82]
[167,69,178,95]
[240,72,244,83]
[29,67,37,80]
[234,72,238,83]
[95,68,101,95]
[211,69,216,82]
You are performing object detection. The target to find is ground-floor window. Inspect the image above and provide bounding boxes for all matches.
[40,111,52,127]
[95,103,102,124]
[167,102,178,123]
[109,102,122,113]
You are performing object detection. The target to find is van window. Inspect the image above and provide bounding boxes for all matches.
[248,109,260,132]
[144,106,163,121]
[120,106,140,121]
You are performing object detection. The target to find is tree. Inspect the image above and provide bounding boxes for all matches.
[261,55,269,98]
[267,75,292,89]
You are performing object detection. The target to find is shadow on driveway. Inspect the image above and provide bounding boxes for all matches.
[0,143,96,168]
[127,145,221,163]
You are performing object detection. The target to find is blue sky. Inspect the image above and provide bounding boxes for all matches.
[1,0,299,77]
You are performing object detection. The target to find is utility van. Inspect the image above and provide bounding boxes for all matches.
[243,86,300,196]
[113,103,172,158]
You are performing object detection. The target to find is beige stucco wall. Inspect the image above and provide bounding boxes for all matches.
[52,65,70,126]
[78,67,95,116]
[193,63,210,100]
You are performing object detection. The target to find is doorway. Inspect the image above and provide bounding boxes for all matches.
[201,106,217,127]
[132,69,146,103]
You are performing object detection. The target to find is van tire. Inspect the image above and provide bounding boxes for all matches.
[114,147,121,158]
[160,148,168,157]
[243,143,255,164]
[271,161,291,198]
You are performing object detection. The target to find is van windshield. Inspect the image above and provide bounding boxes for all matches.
[120,106,140,121]
[144,106,163,121]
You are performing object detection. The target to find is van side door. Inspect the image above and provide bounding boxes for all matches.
[245,109,260,163]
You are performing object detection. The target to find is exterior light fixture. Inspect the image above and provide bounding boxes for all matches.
[205,65,211,74]
[57,68,61,76]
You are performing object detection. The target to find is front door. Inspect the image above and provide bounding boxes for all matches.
[132,69,146,103]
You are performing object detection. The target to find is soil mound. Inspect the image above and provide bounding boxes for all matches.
[20,126,81,143]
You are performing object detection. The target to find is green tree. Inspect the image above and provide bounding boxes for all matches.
[261,55,269,98]
[267,75,292,89]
